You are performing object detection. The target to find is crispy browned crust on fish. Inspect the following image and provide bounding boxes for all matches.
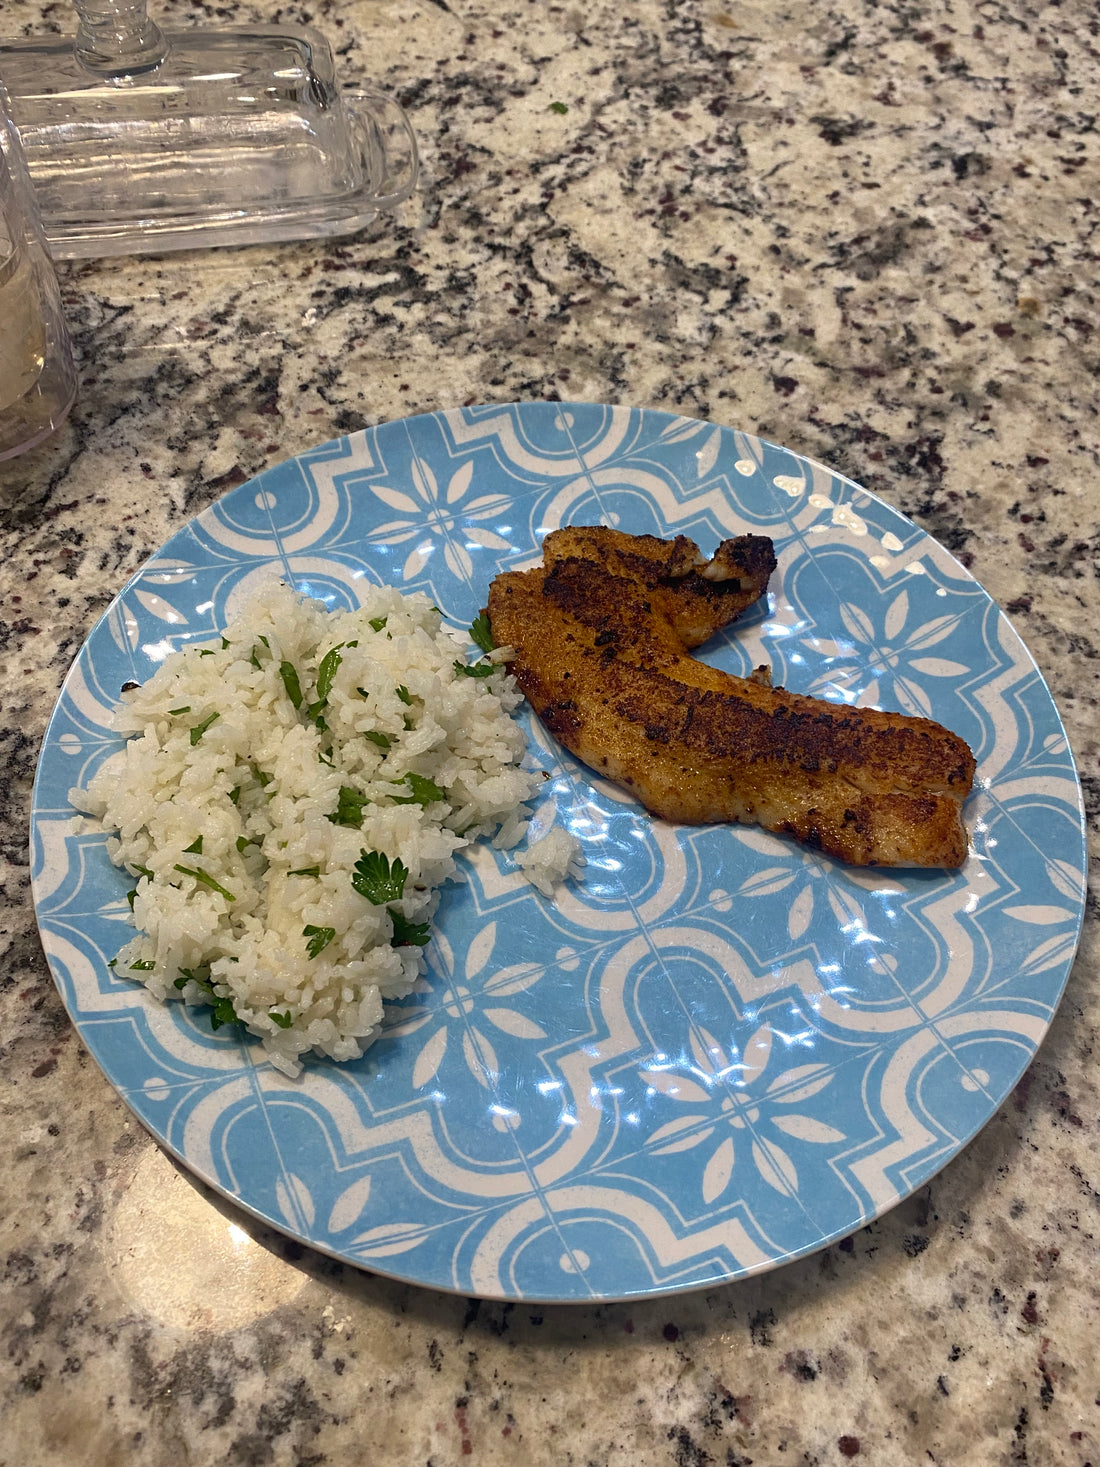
[487,527,975,868]
[540,526,778,648]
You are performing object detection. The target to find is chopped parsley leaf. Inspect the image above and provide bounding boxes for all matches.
[329,785,369,828]
[210,995,240,1031]
[288,865,320,877]
[183,835,203,855]
[392,771,446,807]
[368,615,388,633]
[364,729,391,751]
[469,611,496,655]
[190,711,219,745]
[316,645,344,703]
[303,924,336,959]
[352,850,409,905]
[270,1010,294,1028]
[395,685,412,705]
[168,705,192,716]
[279,660,303,708]
[176,966,211,989]
[128,958,156,971]
[389,908,431,947]
[173,864,236,901]
[453,658,495,679]
[173,965,240,1029]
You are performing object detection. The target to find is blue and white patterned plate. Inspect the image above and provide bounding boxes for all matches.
[31,403,1086,1302]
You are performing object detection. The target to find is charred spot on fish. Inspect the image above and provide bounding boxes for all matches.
[542,699,581,739]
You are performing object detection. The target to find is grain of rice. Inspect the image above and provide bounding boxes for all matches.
[515,826,587,898]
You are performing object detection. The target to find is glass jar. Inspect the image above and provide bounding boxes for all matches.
[0,84,76,460]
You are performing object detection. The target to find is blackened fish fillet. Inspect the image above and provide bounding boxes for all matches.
[487,526,974,868]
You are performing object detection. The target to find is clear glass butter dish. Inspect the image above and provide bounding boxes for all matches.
[0,1,419,259]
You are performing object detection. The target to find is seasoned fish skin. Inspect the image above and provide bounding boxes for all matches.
[540,526,778,648]
[487,528,975,869]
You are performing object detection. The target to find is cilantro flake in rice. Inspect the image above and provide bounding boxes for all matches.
[70,580,580,1077]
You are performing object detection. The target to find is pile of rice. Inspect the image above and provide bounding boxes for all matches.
[71,580,583,1076]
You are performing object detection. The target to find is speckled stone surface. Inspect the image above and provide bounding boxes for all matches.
[2,1,1098,1463]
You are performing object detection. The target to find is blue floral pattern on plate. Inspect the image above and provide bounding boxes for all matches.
[30,403,1086,1302]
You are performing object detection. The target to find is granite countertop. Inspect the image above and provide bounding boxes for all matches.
[2,0,1098,1462]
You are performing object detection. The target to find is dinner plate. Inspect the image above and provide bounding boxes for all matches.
[31,403,1086,1302]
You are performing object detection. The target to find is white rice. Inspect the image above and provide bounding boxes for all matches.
[70,580,582,1076]
[516,826,587,898]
